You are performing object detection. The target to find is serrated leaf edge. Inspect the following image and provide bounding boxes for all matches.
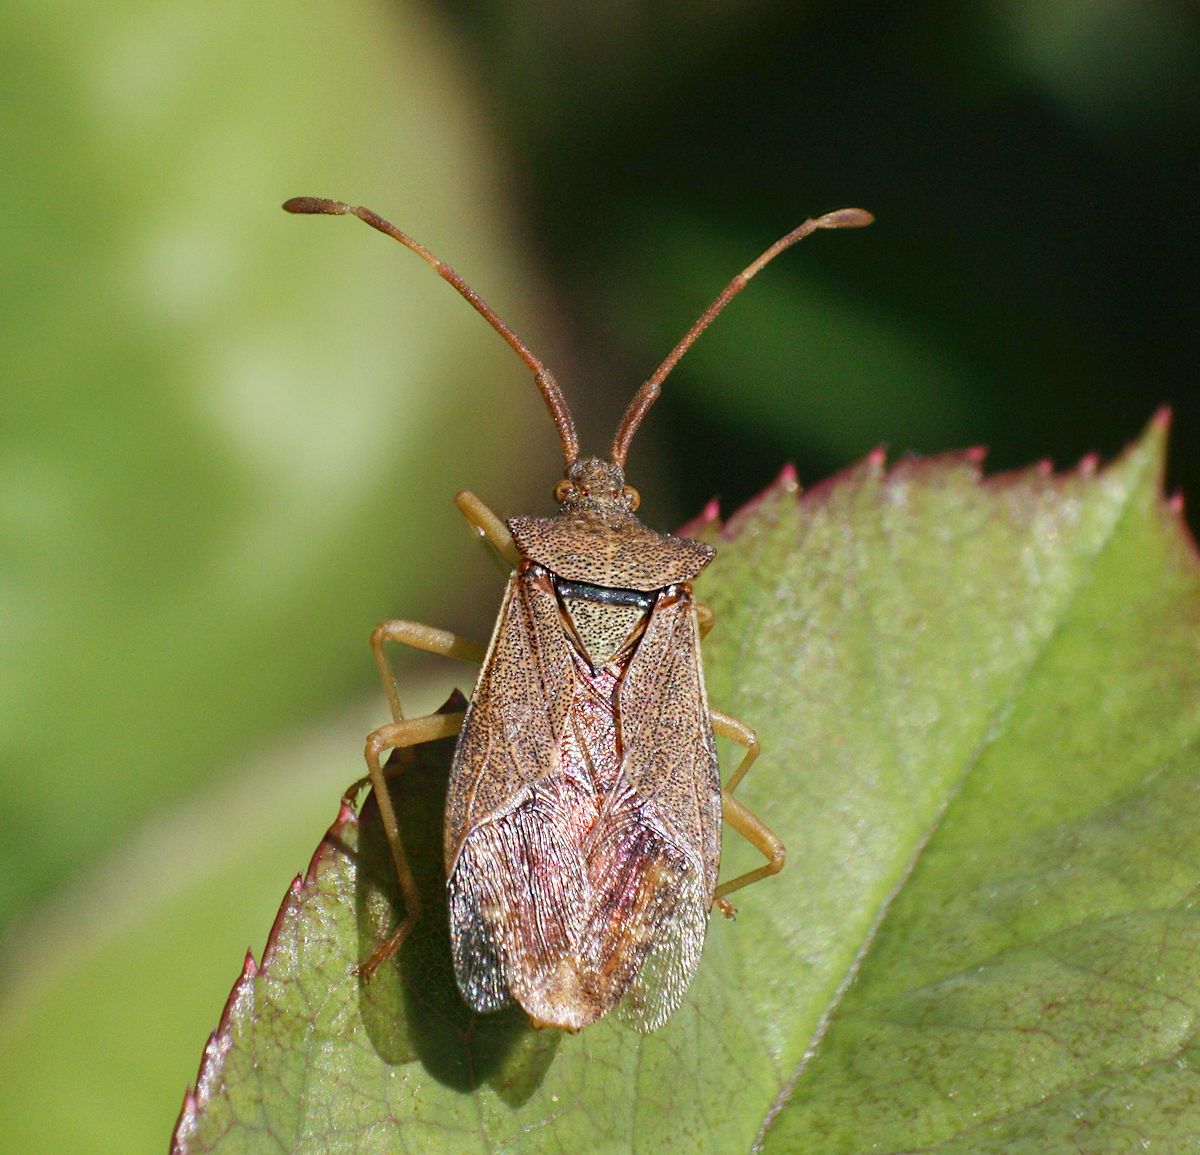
[752,409,1185,1149]
[170,801,360,1153]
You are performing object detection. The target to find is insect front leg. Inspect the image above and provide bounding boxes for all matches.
[710,708,785,910]
[455,490,520,569]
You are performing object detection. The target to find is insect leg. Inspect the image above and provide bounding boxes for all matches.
[358,710,465,977]
[354,620,482,977]
[371,619,486,723]
[694,602,715,639]
[713,793,786,902]
[454,490,520,568]
[710,707,784,909]
[710,707,760,793]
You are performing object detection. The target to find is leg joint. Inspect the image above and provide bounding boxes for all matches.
[767,840,786,875]
[365,727,395,761]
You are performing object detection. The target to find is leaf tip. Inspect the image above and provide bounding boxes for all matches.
[173,966,256,1152]
[678,497,723,539]
[171,1090,198,1155]
[261,881,300,971]
[1131,406,1172,471]
[721,465,808,537]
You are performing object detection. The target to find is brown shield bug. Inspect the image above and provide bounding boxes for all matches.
[283,196,872,1031]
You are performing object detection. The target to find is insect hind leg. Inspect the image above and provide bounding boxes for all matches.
[710,707,760,794]
[359,617,483,976]
[714,792,785,906]
[358,711,465,978]
[710,706,785,912]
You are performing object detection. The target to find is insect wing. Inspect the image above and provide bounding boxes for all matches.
[611,591,720,1029]
[446,570,719,1031]
[444,567,572,850]
[445,566,577,1015]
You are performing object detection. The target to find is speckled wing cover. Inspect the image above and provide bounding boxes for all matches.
[444,565,720,1031]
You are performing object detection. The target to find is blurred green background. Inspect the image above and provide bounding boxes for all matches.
[2,0,1197,1149]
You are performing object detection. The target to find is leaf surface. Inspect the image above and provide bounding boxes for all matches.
[176,416,1200,1152]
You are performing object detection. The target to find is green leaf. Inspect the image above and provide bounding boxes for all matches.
[174,414,1200,1152]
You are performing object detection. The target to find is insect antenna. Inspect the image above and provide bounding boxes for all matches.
[610,207,874,469]
[283,197,580,467]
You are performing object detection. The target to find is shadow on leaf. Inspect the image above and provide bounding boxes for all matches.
[354,695,560,1105]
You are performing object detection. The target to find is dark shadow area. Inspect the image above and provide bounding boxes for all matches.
[430,1,1200,527]
[355,694,560,1104]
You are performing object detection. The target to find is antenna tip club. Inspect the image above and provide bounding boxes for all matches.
[817,208,874,230]
[282,196,352,216]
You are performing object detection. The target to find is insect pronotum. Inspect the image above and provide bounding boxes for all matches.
[284,196,873,1032]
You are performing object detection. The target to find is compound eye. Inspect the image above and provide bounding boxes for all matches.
[623,485,641,511]
[553,479,576,504]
